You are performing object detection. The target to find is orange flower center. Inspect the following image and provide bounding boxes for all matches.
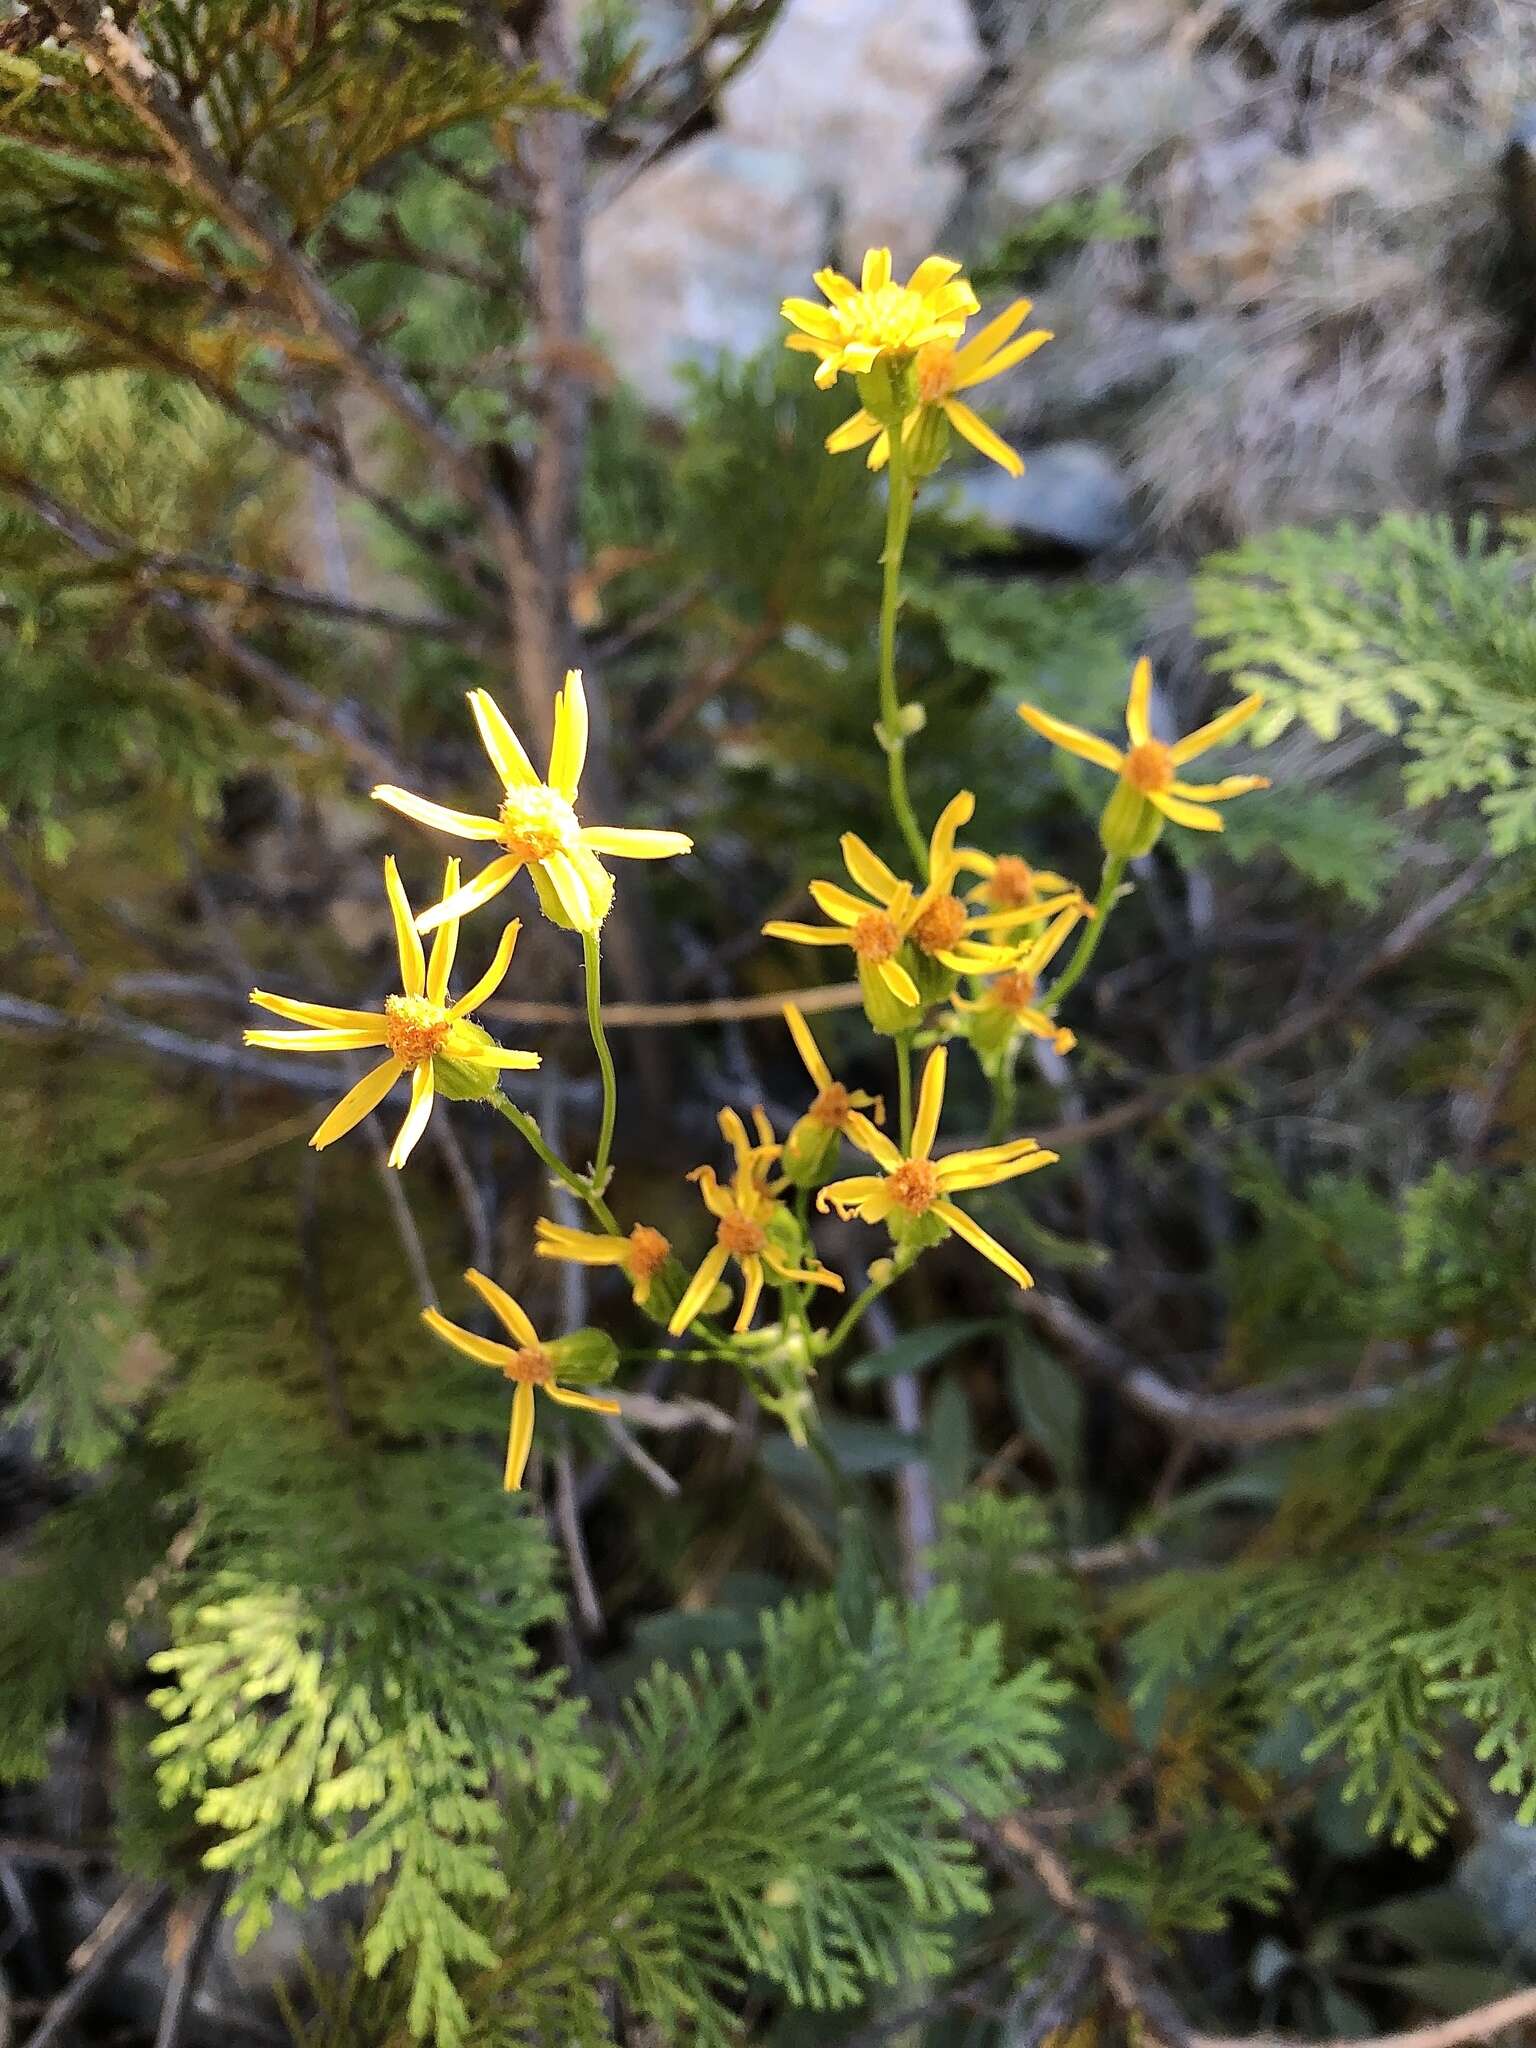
[987,856,1036,908]
[499,784,579,862]
[626,1223,670,1280]
[810,1082,853,1129]
[717,1212,767,1259]
[1124,741,1174,795]
[383,994,450,1067]
[504,1346,554,1386]
[913,892,968,956]
[889,1158,941,1214]
[992,970,1038,1014]
[851,911,901,965]
[914,340,960,404]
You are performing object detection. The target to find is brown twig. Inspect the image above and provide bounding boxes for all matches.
[153,1877,231,2048]
[1190,1987,1536,2048]
[25,1881,173,2048]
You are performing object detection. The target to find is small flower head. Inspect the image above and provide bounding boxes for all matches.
[244,857,537,1169]
[779,1001,884,1187]
[421,1268,620,1491]
[372,669,692,937]
[669,1108,843,1337]
[826,298,1052,477]
[817,1044,1056,1290]
[1018,657,1270,858]
[954,901,1086,1057]
[534,1216,677,1313]
[763,793,1081,1029]
[782,248,979,393]
[955,848,1076,916]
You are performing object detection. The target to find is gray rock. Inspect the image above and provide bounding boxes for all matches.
[950,439,1135,554]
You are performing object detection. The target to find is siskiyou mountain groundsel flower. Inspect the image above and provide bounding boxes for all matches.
[244,857,535,1168]
[534,1217,675,1311]
[782,247,979,391]
[373,668,691,936]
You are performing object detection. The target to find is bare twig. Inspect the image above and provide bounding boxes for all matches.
[25,1881,172,2048]
[1191,1986,1536,2048]
[153,1878,231,2048]
[611,1388,738,1436]
[482,979,863,1029]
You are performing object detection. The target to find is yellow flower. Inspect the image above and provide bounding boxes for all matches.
[245,857,535,1169]
[1018,656,1270,835]
[669,1108,843,1338]
[826,299,1052,476]
[763,792,1081,1006]
[817,1044,1056,1290]
[421,1268,620,1492]
[954,902,1086,1055]
[372,669,692,937]
[954,848,1076,914]
[534,1218,673,1310]
[782,247,979,391]
[779,1001,884,1186]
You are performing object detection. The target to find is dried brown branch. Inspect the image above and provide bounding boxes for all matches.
[1191,1986,1536,2048]
[26,1880,173,2048]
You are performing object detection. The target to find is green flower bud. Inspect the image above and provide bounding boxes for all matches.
[1099,776,1163,860]
[781,1111,839,1189]
[906,404,952,479]
[549,1327,620,1385]
[432,1022,506,1102]
[910,948,959,1008]
[858,959,922,1037]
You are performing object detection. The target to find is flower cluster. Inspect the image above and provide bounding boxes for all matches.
[240,246,1273,1497]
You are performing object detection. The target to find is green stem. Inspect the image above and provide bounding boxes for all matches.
[878,437,927,872]
[988,1043,1019,1144]
[895,1033,915,1151]
[581,928,618,1191]
[1043,851,1128,1015]
[818,1270,895,1362]
[488,1088,619,1233]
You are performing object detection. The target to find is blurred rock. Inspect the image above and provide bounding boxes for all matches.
[589,0,978,405]
[950,440,1134,557]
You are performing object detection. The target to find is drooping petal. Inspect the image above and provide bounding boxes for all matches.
[448,919,521,1019]
[534,1221,630,1267]
[541,846,613,930]
[1168,774,1271,801]
[548,669,589,798]
[384,855,425,998]
[762,1247,845,1291]
[761,919,848,946]
[668,1241,731,1337]
[1017,703,1124,773]
[1126,655,1154,748]
[1149,790,1224,832]
[388,1060,435,1168]
[421,1307,518,1370]
[816,1175,890,1221]
[687,1164,733,1220]
[866,429,894,471]
[244,1026,389,1052]
[942,399,1023,477]
[825,409,884,455]
[370,786,503,841]
[955,329,1052,389]
[951,298,1032,377]
[426,859,462,1003]
[309,1057,404,1150]
[813,355,842,389]
[808,879,873,927]
[840,833,903,905]
[578,826,693,859]
[504,1381,536,1490]
[843,1113,904,1173]
[877,957,922,1007]
[468,688,540,792]
[546,1383,622,1416]
[463,1267,540,1348]
[248,991,383,1031]
[733,1255,765,1334]
[782,1002,833,1093]
[925,791,976,890]
[1168,693,1265,765]
[912,1044,948,1160]
[861,247,893,292]
[416,856,523,934]
[934,1199,1034,1289]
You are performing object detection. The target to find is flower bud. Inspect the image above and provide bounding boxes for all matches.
[781,1112,839,1189]
[432,1022,507,1102]
[549,1327,620,1386]
[531,859,613,933]
[858,958,922,1038]
[906,405,951,479]
[1099,776,1163,860]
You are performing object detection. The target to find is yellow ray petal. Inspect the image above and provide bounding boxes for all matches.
[826,409,883,454]
[421,1307,518,1369]
[1026,903,1087,974]
[384,856,425,998]
[426,859,462,1003]
[938,1138,1057,1186]
[762,919,848,946]
[248,991,382,1031]
[956,329,1051,389]
[1017,702,1123,772]
[309,1057,404,1150]
[878,957,921,1007]
[866,428,894,471]
[926,791,976,890]
[458,1046,541,1069]
[951,298,1032,377]
[534,1221,629,1267]
[719,1106,757,1171]
[504,1381,536,1490]
[448,918,521,1019]
[463,1267,539,1348]
[844,1113,903,1173]
[1168,693,1265,765]
[1168,774,1271,801]
[546,1383,622,1416]
[763,1248,845,1291]
[370,785,503,841]
[468,688,540,792]
[548,668,588,798]
[1149,790,1224,831]
[943,399,1022,477]
[245,1025,388,1052]
[934,1200,1034,1289]
[687,1163,733,1220]
[579,826,692,859]
[811,267,858,310]
[912,1044,948,1159]
[782,296,841,339]
[388,1060,435,1168]
[808,879,872,927]
[816,1175,890,1221]
[733,1255,765,1334]
[861,247,893,292]
[782,1002,833,1093]
[785,331,833,357]
[668,1241,731,1336]
[1126,655,1154,748]
[906,253,963,294]
[840,833,903,904]
[416,856,523,934]
[542,846,613,929]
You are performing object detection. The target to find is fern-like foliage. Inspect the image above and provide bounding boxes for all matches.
[1194,514,1536,848]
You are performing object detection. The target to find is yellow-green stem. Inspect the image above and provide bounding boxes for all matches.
[1044,852,1128,1014]
[878,436,927,872]
[818,1269,896,1361]
[488,1088,619,1234]
[582,929,618,1190]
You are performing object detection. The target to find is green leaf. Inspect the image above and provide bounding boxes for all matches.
[846,1317,997,1386]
